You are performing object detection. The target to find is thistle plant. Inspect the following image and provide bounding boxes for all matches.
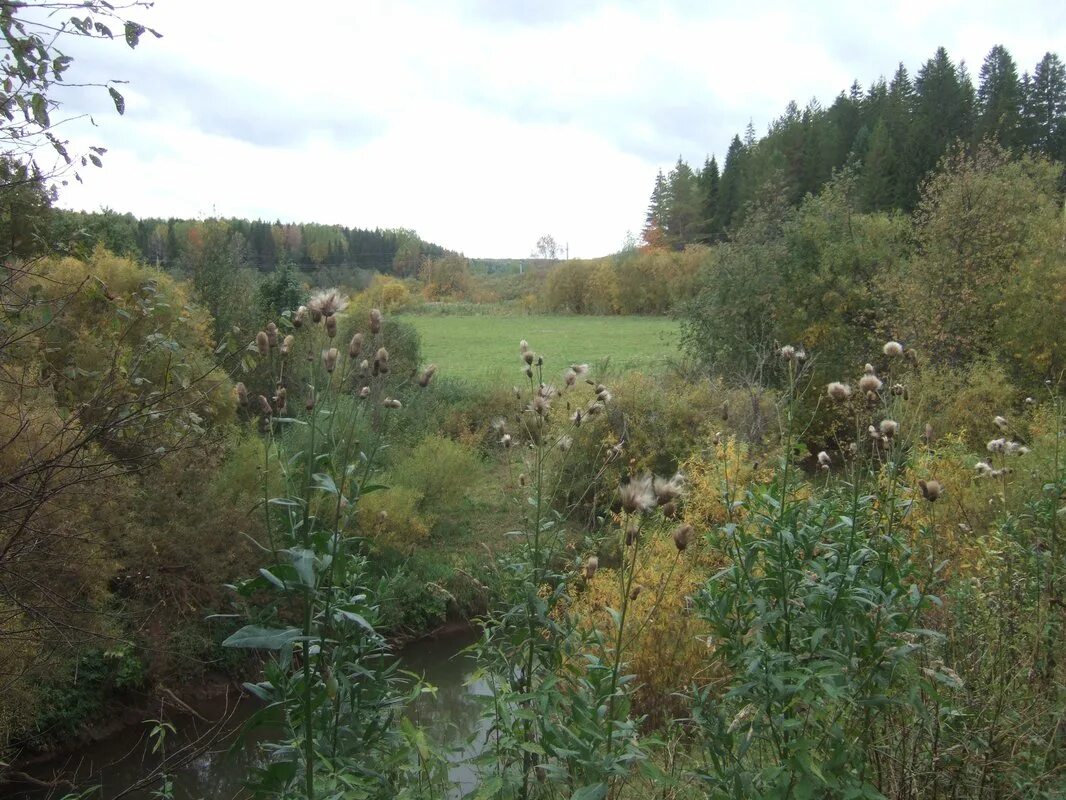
[692,343,943,798]
[470,342,663,799]
[221,295,445,800]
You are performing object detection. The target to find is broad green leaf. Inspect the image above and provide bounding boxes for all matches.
[222,625,301,650]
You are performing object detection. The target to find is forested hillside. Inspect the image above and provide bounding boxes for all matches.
[644,45,1066,247]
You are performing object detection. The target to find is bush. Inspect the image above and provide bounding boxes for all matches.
[391,434,485,516]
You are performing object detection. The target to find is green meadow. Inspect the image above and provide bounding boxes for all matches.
[401,313,680,383]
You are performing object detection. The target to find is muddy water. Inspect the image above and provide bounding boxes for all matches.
[9,628,487,799]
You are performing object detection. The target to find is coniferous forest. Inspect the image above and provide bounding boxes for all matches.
[1,6,1065,799]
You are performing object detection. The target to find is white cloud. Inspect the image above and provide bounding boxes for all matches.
[51,0,1066,257]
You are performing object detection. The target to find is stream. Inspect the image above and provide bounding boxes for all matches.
[9,628,488,800]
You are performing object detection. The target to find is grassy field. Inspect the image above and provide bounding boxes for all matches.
[400,313,680,384]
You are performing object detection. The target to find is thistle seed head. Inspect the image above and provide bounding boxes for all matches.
[673,523,693,552]
[258,395,272,416]
[993,415,1008,432]
[349,332,363,358]
[359,386,370,399]
[323,347,339,372]
[883,341,904,357]
[383,397,402,409]
[418,364,437,387]
[653,472,686,503]
[987,437,1007,453]
[619,473,656,514]
[305,387,315,411]
[256,330,270,356]
[370,308,382,334]
[235,382,248,406]
[827,382,852,401]
[523,350,535,365]
[817,450,831,467]
[629,584,643,600]
[280,334,295,355]
[265,322,278,347]
[585,555,599,579]
[308,289,347,319]
[325,314,337,338]
[293,306,307,328]
[858,374,883,393]
[918,479,941,502]
[879,419,899,438]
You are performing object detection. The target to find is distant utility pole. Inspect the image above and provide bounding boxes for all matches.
[565,242,569,259]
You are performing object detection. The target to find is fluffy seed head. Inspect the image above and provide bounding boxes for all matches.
[779,345,796,360]
[817,451,831,467]
[280,334,294,355]
[308,289,347,318]
[418,364,437,388]
[258,395,272,416]
[879,419,899,438]
[564,369,578,387]
[858,374,883,393]
[993,415,1008,431]
[265,322,278,346]
[673,523,693,552]
[383,397,402,409]
[653,472,686,503]
[864,363,876,375]
[585,556,599,579]
[349,333,363,358]
[519,340,529,354]
[274,387,287,413]
[293,306,307,328]
[325,315,337,338]
[375,347,389,374]
[827,382,852,401]
[369,308,382,334]
[500,433,512,448]
[918,479,942,502]
[256,331,270,356]
[359,386,370,399]
[619,473,656,514]
[986,437,1006,453]
[235,382,248,406]
[323,347,339,373]
[975,461,993,476]
[557,434,573,452]
[883,340,904,357]
[523,350,535,365]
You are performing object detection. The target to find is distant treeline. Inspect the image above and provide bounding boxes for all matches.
[46,209,455,275]
[645,45,1066,248]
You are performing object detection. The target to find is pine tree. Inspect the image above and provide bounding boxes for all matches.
[976,45,1023,147]
[860,119,898,211]
[1028,52,1066,160]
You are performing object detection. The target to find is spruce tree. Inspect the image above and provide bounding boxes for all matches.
[976,45,1023,147]
[699,156,721,241]
[642,170,669,247]
[1029,52,1066,160]
[913,48,972,183]
[715,135,746,235]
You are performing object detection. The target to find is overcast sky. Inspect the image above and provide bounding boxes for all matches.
[52,0,1065,258]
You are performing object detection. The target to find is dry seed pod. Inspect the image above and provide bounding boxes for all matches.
[280,334,294,355]
[325,315,337,338]
[256,331,270,356]
[349,333,363,358]
[257,395,272,416]
[305,387,315,411]
[235,382,248,406]
[629,584,643,601]
[370,308,382,334]
[265,322,278,346]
